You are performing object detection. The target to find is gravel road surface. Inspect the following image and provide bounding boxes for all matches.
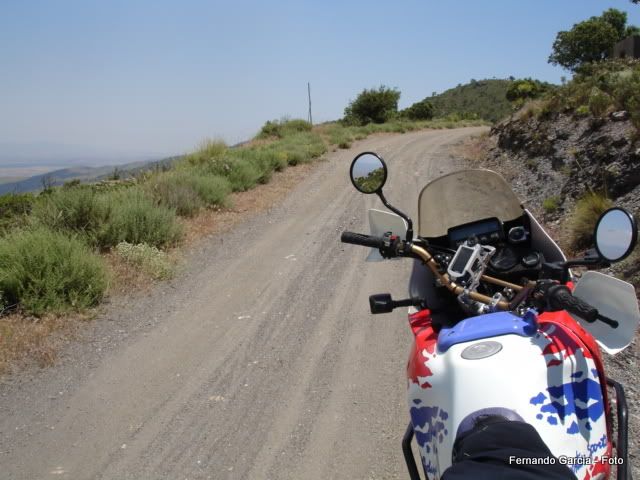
[0,127,504,480]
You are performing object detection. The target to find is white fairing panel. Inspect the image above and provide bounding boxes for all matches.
[572,271,640,354]
[366,209,408,262]
[408,332,609,480]
[526,209,567,263]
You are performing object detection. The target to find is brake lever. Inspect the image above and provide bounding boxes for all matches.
[596,313,619,329]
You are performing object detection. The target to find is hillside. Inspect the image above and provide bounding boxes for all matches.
[478,59,640,224]
[426,79,515,123]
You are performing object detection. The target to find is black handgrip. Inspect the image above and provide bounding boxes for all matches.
[341,231,385,249]
[548,285,599,323]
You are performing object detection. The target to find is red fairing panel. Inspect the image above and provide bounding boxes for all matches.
[407,309,437,389]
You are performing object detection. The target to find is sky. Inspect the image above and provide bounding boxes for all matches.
[1,0,639,163]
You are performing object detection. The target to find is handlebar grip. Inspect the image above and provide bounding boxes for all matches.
[341,231,385,249]
[548,285,599,323]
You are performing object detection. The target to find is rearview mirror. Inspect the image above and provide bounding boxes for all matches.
[594,207,637,262]
[350,152,387,194]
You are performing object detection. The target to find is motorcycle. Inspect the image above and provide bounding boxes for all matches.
[341,151,640,480]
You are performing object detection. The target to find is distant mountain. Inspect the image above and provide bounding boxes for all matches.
[0,141,164,168]
[0,156,181,195]
[425,79,516,123]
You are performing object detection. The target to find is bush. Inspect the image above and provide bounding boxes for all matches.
[147,170,231,216]
[186,140,228,168]
[542,196,561,213]
[0,227,107,315]
[402,99,435,120]
[570,192,613,249]
[506,79,552,108]
[146,175,203,217]
[264,132,327,166]
[343,86,401,125]
[257,118,312,139]
[588,88,612,116]
[0,193,35,234]
[31,187,110,242]
[98,188,182,248]
[115,242,173,280]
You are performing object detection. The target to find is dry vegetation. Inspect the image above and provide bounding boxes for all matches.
[0,118,485,374]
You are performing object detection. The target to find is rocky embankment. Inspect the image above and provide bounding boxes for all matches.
[485,111,640,219]
[473,111,640,474]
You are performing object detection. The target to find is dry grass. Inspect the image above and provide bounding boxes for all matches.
[104,253,157,296]
[0,312,90,374]
[455,130,493,167]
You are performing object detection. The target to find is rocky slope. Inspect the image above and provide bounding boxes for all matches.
[486,111,640,218]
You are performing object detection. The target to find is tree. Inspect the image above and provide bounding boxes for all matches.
[401,98,435,120]
[549,9,638,71]
[343,86,401,125]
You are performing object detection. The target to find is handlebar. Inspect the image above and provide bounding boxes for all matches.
[341,231,386,249]
[546,284,619,328]
[340,231,619,327]
[547,285,598,322]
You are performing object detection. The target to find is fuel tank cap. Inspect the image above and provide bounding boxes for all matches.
[461,341,502,360]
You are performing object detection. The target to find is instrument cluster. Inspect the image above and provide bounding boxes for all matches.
[440,218,543,279]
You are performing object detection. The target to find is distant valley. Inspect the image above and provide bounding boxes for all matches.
[0,156,180,195]
[0,141,180,194]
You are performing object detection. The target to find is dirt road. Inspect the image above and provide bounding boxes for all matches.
[0,128,485,480]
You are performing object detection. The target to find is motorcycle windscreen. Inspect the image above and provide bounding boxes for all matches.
[418,169,524,238]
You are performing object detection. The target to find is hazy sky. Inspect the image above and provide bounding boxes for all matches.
[1,0,639,159]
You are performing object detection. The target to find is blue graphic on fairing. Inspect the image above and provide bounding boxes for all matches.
[529,378,604,434]
[410,405,449,475]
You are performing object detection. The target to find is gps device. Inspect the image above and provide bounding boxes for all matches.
[447,242,496,288]
[449,245,476,276]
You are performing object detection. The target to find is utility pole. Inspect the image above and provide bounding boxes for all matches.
[307,82,313,125]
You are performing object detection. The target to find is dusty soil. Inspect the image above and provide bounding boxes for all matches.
[0,128,484,479]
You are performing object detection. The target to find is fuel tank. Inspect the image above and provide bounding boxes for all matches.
[406,309,611,480]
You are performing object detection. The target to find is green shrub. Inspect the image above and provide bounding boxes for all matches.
[401,98,435,120]
[63,179,81,189]
[570,192,613,249]
[588,88,612,117]
[575,105,590,117]
[265,132,327,165]
[146,174,203,217]
[506,78,552,107]
[115,241,173,280]
[98,188,182,248]
[147,170,231,216]
[343,86,401,125]
[0,193,35,234]
[257,118,312,139]
[542,196,561,213]
[0,227,107,315]
[327,127,354,148]
[31,187,111,242]
[186,140,228,168]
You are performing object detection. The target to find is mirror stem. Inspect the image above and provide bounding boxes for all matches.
[377,191,414,241]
